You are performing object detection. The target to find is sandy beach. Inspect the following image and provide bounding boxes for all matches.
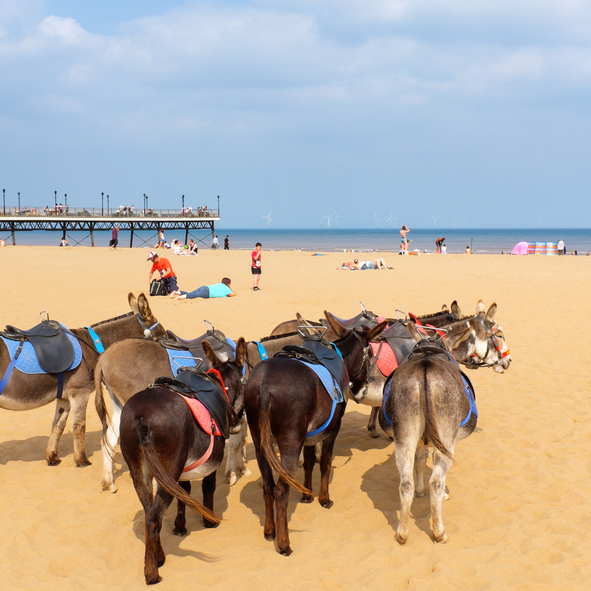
[0,245,589,590]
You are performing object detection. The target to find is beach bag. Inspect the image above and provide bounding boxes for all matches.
[150,279,168,297]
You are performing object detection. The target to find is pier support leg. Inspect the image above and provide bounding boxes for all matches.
[90,226,95,247]
[130,226,134,248]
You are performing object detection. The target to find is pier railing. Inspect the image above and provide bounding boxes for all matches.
[1,207,219,218]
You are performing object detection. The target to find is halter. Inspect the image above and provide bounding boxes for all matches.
[134,313,161,339]
[345,330,373,395]
[466,315,510,368]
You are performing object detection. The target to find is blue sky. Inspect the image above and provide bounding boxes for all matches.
[1,0,590,228]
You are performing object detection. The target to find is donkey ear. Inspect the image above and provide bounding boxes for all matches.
[485,303,498,324]
[407,322,423,342]
[441,304,449,312]
[128,293,138,314]
[234,337,246,371]
[476,300,486,316]
[366,320,388,342]
[136,293,153,320]
[297,313,323,336]
[451,301,462,317]
[201,340,220,368]
[323,311,348,338]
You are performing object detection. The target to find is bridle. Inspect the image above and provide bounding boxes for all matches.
[134,313,161,339]
[463,315,510,368]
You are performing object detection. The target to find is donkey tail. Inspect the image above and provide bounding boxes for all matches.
[136,416,221,524]
[259,404,314,497]
[420,367,453,459]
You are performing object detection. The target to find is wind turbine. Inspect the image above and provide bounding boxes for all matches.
[321,215,331,228]
[452,218,459,228]
[333,210,343,228]
[431,215,441,228]
[373,214,381,227]
[385,211,397,228]
[262,210,272,228]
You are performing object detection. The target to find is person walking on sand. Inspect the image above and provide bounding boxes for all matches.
[147,251,178,295]
[110,226,119,250]
[212,235,219,250]
[400,225,410,254]
[252,242,262,290]
[224,235,230,250]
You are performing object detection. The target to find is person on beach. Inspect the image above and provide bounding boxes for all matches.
[252,242,262,290]
[187,239,198,255]
[147,251,178,294]
[435,237,445,253]
[441,243,447,254]
[109,226,119,250]
[557,240,566,255]
[400,225,410,254]
[0,239,5,247]
[224,235,230,250]
[465,246,471,254]
[338,258,392,270]
[212,235,219,250]
[170,277,236,300]
[155,229,165,248]
[60,238,70,247]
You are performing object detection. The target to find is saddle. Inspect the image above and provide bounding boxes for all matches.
[274,336,349,395]
[160,329,235,368]
[408,339,461,371]
[1,320,75,374]
[324,310,380,331]
[154,368,230,439]
[373,321,415,368]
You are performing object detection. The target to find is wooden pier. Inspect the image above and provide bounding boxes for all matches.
[0,206,220,248]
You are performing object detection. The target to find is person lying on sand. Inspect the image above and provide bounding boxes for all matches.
[170,277,236,300]
[337,258,392,270]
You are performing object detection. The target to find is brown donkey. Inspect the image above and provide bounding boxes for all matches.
[378,323,478,544]
[0,292,165,466]
[120,339,246,585]
[244,312,387,556]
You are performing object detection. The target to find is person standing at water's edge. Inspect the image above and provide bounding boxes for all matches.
[147,251,178,295]
[400,225,410,254]
[252,242,262,290]
[224,235,230,250]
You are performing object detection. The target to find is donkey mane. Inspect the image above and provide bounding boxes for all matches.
[418,310,468,321]
[90,311,134,328]
[259,330,300,343]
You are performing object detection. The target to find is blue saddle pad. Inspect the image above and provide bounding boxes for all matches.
[1,325,82,375]
[300,361,345,403]
[167,348,198,376]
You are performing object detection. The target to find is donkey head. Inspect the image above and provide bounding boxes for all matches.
[468,302,511,372]
[128,292,165,339]
[202,337,247,433]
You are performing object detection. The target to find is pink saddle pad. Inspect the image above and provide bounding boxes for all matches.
[180,395,222,436]
[370,342,398,377]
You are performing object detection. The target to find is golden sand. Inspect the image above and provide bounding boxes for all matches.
[0,245,589,590]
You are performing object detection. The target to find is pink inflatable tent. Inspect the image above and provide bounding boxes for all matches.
[511,241,529,255]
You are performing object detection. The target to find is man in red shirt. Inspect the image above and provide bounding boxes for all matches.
[251,242,262,291]
[147,251,178,294]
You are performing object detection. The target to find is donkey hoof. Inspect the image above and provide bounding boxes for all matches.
[203,520,219,529]
[434,532,448,544]
[173,526,187,536]
[145,573,162,585]
[319,499,333,509]
[395,532,408,545]
[301,494,314,504]
[75,458,92,467]
[227,472,238,486]
[46,455,61,466]
[264,532,276,541]
[368,430,379,439]
[279,546,293,557]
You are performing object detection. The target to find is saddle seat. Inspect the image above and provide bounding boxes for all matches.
[160,329,235,363]
[1,320,75,374]
[154,367,230,439]
[324,310,379,331]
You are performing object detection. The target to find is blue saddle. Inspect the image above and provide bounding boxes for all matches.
[1,326,82,375]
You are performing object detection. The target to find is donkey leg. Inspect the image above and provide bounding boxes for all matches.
[414,446,429,497]
[318,437,337,509]
[274,474,293,556]
[173,481,190,536]
[45,398,71,466]
[202,471,219,528]
[69,388,92,467]
[367,407,380,438]
[394,444,416,544]
[301,446,316,504]
[225,419,251,485]
[144,491,173,585]
[101,402,122,493]
[430,448,453,543]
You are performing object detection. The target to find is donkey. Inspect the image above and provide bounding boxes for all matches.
[95,322,318,492]
[244,312,387,556]
[120,338,246,585]
[0,292,165,466]
[360,301,511,438]
[378,323,478,544]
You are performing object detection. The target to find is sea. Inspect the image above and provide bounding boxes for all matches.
[3,227,591,254]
